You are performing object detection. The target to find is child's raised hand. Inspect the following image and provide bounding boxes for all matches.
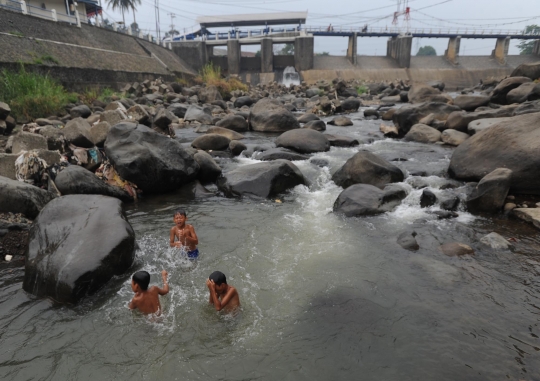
[206,279,215,290]
[162,270,168,280]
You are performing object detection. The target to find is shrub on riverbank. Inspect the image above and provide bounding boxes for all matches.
[0,67,75,121]
[195,62,248,99]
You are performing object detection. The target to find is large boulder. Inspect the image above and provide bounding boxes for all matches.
[506,83,540,104]
[54,165,131,201]
[275,129,330,154]
[0,176,56,218]
[408,85,451,104]
[403,124,441,143]
[89,121,111,147]
[467,117,513,135]
[255,148,309,161]
[465,168,512,213]
[191,134,231,151]
[448,112,540,195]
[445,107,515,132]
[22,195,135,303]
[511,62,540,80]
[297,113,320,123]
[166,103,188,119]
[328,116,353,126]
[332,151,404,189]
[234,96,254,108]
[193,150,222,183]
[216,115,248,132]
[104,123,199,194]
[490,77,532,104]
[9,132,48,153]
[392,102,460,135]
[184,105,213,124]
[198,85,222,103]
[38,126,67,152]
[99,109,128,126]
[332,184,402,217]
[441,129,469,146]
[303,120,326,131]
[63,118,94,148]
[206,126,244,140]
[69,105,92,118]
[249,98,300,132]
[127,104,151,124]
[341,98,361,112]
[325,134,360,147]
[217,160,305,198]
[452,95,491,111]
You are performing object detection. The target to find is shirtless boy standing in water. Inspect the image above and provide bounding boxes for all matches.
[128,270,169,315]
[169,209,199,258]
[206,271,240,313]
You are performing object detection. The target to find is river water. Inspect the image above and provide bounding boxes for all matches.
[1,110,540,380]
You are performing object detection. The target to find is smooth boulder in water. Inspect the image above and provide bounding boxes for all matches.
[332,151,404,189]
[23,195,136,304]
[465,168,512,213]
[392,102,460,135]
[249,98,300,132]
[217,159,305,198]
[255,148,309,161]
[0,175,56,218]
[333,184,402,217]
[104,123,199,194]
[275,129,330,154]
[216,115,249,132]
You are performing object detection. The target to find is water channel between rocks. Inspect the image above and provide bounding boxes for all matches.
[1,109,540,380]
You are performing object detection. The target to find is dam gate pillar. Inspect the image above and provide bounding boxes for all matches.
[227,40,241,75]
[444,36,461,65]
[387,35,412,68]
[346,33,357,65]
[294,36,314,71]
[261,38,274,73]
[533,40,540,56]
[491,37,510,65]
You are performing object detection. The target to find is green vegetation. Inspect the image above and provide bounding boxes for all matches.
[356,85,368,95]
[196,62,248,99]
[79,87,119,105]
[275,43,294,56]
[9,31,23,37]
[106,0,141,26]
[0,66,73,120]
[32,54,60,65]
[315,52,330,56]
[518,25,540,55]
[417,46,437,56]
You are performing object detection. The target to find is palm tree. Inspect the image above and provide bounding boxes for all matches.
[106,0,140,26]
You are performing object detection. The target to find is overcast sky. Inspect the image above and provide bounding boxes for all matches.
[100,0,540,56]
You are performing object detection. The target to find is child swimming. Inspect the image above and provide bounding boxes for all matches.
[206,271,240,313]
[128,270,169,315]
[170,209,199,258]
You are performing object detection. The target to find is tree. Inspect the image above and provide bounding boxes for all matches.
[275,43,294,55]
[315,52,330,56]
[106,0,140,26]
[255,50,261,57]
[164,29,180,39]
[518,25,540,55]
[417,46,437,56]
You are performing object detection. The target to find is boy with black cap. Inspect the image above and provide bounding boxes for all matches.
[206,271,240,312]
[128,270,169,315]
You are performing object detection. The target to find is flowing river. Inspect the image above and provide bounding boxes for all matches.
[1,110,540,380]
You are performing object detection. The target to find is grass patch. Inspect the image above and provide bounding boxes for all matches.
[356,85,368,95]
[196,62,248,99]
[0,66,73,121]
[79,87,119,105]
[9,31,23,37]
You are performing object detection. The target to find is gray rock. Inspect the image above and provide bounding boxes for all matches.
[99,109,127,126]
[275,129,330,154]
[506,82,540,104]
[297,113,320,123]
[216,115,248,132]
[403,124,441,143]
[0,101,11,119]
[324,134,360,147]
[466,168,512,213]
[9,132,48,153]
[332,151,404,189]
[38,126,67,152]
[408,85,450,103]
[54,165,131,200]
[445,107,515,132]
[303,120,326,131]
[234,96,254,108]
[512,208,540,229]
[198,86,222,103]
[397,230,419,251]
[22,195,135,303]
[467,117,513,135]
[184,105,213,124]
[89,121,111,147]
[249,98,299,132]
[166,103,188,119]
[333,183,400,217]
[480,232,513,250]
[420,189,438,208]
[393,102,460,135]
[328,116,353,126]
[0,175,56,218]
[341,98,361,111]
[453,95,491,111]
[511,62,540,80]
[439,242,474,257]
[441,129,469,146]
[217,160,305,198]
[255,148,309,161]
[69,105,92,118]
[64,118,94,148]
[491,76,532,104]
[153,108,178,131]
[206,126,244,140]
[194,150,222,183]
[229,140,247,156]
[192,134,231,151]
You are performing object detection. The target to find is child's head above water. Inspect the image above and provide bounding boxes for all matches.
[209,271,227,285]
[132,271,150,291]
[174,209,187,217]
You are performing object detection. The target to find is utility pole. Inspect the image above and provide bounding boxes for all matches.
[154,0,161,41]
[168,12,176,36]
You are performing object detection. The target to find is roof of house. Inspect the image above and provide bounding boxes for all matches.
[196,11,308,28]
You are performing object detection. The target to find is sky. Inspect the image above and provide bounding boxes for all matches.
[98,0,540,56]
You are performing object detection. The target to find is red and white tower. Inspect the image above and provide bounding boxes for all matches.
[392,0,411,34]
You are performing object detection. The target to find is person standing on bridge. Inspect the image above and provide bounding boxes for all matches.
[327,24,334,32]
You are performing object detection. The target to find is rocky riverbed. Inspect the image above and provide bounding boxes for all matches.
[1,62,540,379]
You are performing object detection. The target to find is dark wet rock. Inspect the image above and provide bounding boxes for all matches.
[184,105,213,124]
[408,85,450,104]
[403,124,441,144]
[178,180,215,198]
[216,115,248,132]
[206,126,244,140]
[275,129,330,154]
[89,121,111,147]
[439,242,474,256]
[198,86,222,103]
[341,99,361,112]
[166,103,188,119]
[441,129,469,146]
[491,77,532,104]
[194,151,222,183]
[105,123,198,194]
[452,95,491,111]
[303,120,326,131]
[393,102,460,135]
[217,160,305,198]
[69,105,92,118]
[234,96,254,108]
[249,98,299,132]
[297,113,320,123]
[465,168,512,213]
[229,140,247,156]
[255,148,309,161]
[328,116,353,126]
[324,134,360,147]
[306,87,321,98]
[54,165,131,201]
[64,118,94,148]
[428,81,445,91]
[0,176,56,218]
[310,158,329,167]
[333,183,399,217]
[332,151,404,189]
[449,113,540,195]
[153,108,178,131]
[420,189,437,208]
[126,105,151,125]
[506,83,540,104]
[431,210,459,219]
[99,109,127,126]
[445,107,515,132]
[440,196,460,211]
[38,126,67,152]
[192,134,231,151]
[511,62,540,80]
[363,109,380,118]
[207,150,232,159]
[8,132,48,154]
[397,230,419,251]
[380,123,399,137]
[381,184,408,206]
[23,195,135,304]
